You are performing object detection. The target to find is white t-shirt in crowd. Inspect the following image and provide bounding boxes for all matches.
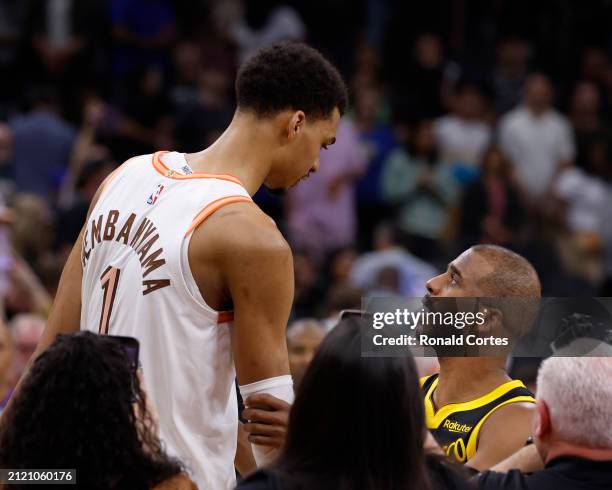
[433,115,492,166]
[554,167,612,234]
[499,106,575,197]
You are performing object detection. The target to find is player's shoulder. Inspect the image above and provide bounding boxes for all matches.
[479,400,535,440]
[191,199,291,260]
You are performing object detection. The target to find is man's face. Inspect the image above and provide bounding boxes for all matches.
[288,323,326,389]
[524,75,553,113]
[264,108,341,193]
[421,249,493,344]
[425,248,493,298]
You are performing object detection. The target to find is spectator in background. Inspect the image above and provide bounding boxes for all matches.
[0,332,195,490]
[0,320,13,415]
[324,247,360,291]
[9,87,76,199]
[349,223,438,297]
[570,81,611,171]
[56,158,115,257]
[286,319,326,391]
[353,82,397,249]
[111,0,176,89]
[433,82,492,185]
[0,0,29,113]
[122,64,171,140]
[292,251,326,320]
[490,37,530,116]
[499,73,575,202]
[390,33,453,121]
[8,314,45,387]
[477,357,612,489]
[552,153,612,285]
[10,194,54,269]
[173,60,235,151]
[0,123,12,180]
[579,47,609,94]
[169,42,203,110]
[287,119,367,263]
[319,283,362,330]
[238,317,470,490]
[57,96,114,209]
[230,0,306,63]
[457,147,525,250]
[382,119,458,261]
[26,0,110,119]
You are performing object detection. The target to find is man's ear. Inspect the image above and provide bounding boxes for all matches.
[476,306,502,336]
[286,110,305,140]
[534,399,550,438]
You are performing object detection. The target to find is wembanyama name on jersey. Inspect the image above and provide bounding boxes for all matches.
[82,209,170,296]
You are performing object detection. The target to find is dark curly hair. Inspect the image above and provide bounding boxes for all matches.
[236,41,348,120]
[0,332,183,490]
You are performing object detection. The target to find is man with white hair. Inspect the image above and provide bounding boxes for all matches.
[477,357,612,489]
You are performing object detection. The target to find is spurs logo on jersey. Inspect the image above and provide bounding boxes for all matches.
[420,374,535,463]
[80,151,252,490]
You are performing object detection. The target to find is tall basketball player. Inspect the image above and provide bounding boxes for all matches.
[5,42,347,489]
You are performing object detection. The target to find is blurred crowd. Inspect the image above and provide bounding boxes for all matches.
[2,0,612,411]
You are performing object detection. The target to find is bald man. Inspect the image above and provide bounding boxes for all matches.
[421,244,540,471]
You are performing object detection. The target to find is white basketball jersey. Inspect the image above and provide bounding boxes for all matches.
[80,151,252,489]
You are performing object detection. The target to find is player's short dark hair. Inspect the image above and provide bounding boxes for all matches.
[472,244,541,298]
[236,42,348,120]
[472,244,541,337]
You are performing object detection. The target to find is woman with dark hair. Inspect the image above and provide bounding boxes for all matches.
[457,146,525,250]
[0,332,194,490]
[236,317,469,490]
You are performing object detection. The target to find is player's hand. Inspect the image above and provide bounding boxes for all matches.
[242,393,290,449]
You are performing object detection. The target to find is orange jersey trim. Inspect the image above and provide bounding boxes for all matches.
[152,151,245,187]
[185,195,252,237]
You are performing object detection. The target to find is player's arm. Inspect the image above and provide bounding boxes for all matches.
[195,203,293,465]
[466,402,536,472]
[489,443,544,473]
[225,222,293,384]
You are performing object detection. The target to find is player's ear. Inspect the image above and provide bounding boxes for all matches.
[476,306,502,335]
[286,110,305,140]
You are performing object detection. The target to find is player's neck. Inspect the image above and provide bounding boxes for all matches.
[434,357,511,409]
[186,113,275,196]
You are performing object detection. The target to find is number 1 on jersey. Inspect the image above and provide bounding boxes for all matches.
[99,266,121,334]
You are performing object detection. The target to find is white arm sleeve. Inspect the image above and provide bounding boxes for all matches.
[239,374,294,467]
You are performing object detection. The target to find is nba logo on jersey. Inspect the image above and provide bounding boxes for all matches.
[147,184,165,205]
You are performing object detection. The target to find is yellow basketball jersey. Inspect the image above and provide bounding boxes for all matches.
[420,374,535,463]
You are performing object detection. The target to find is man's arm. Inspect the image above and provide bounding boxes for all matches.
[192,202,293,466]
[489,443,543,473]
[466,402,535,471]
[220,210,293,383]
